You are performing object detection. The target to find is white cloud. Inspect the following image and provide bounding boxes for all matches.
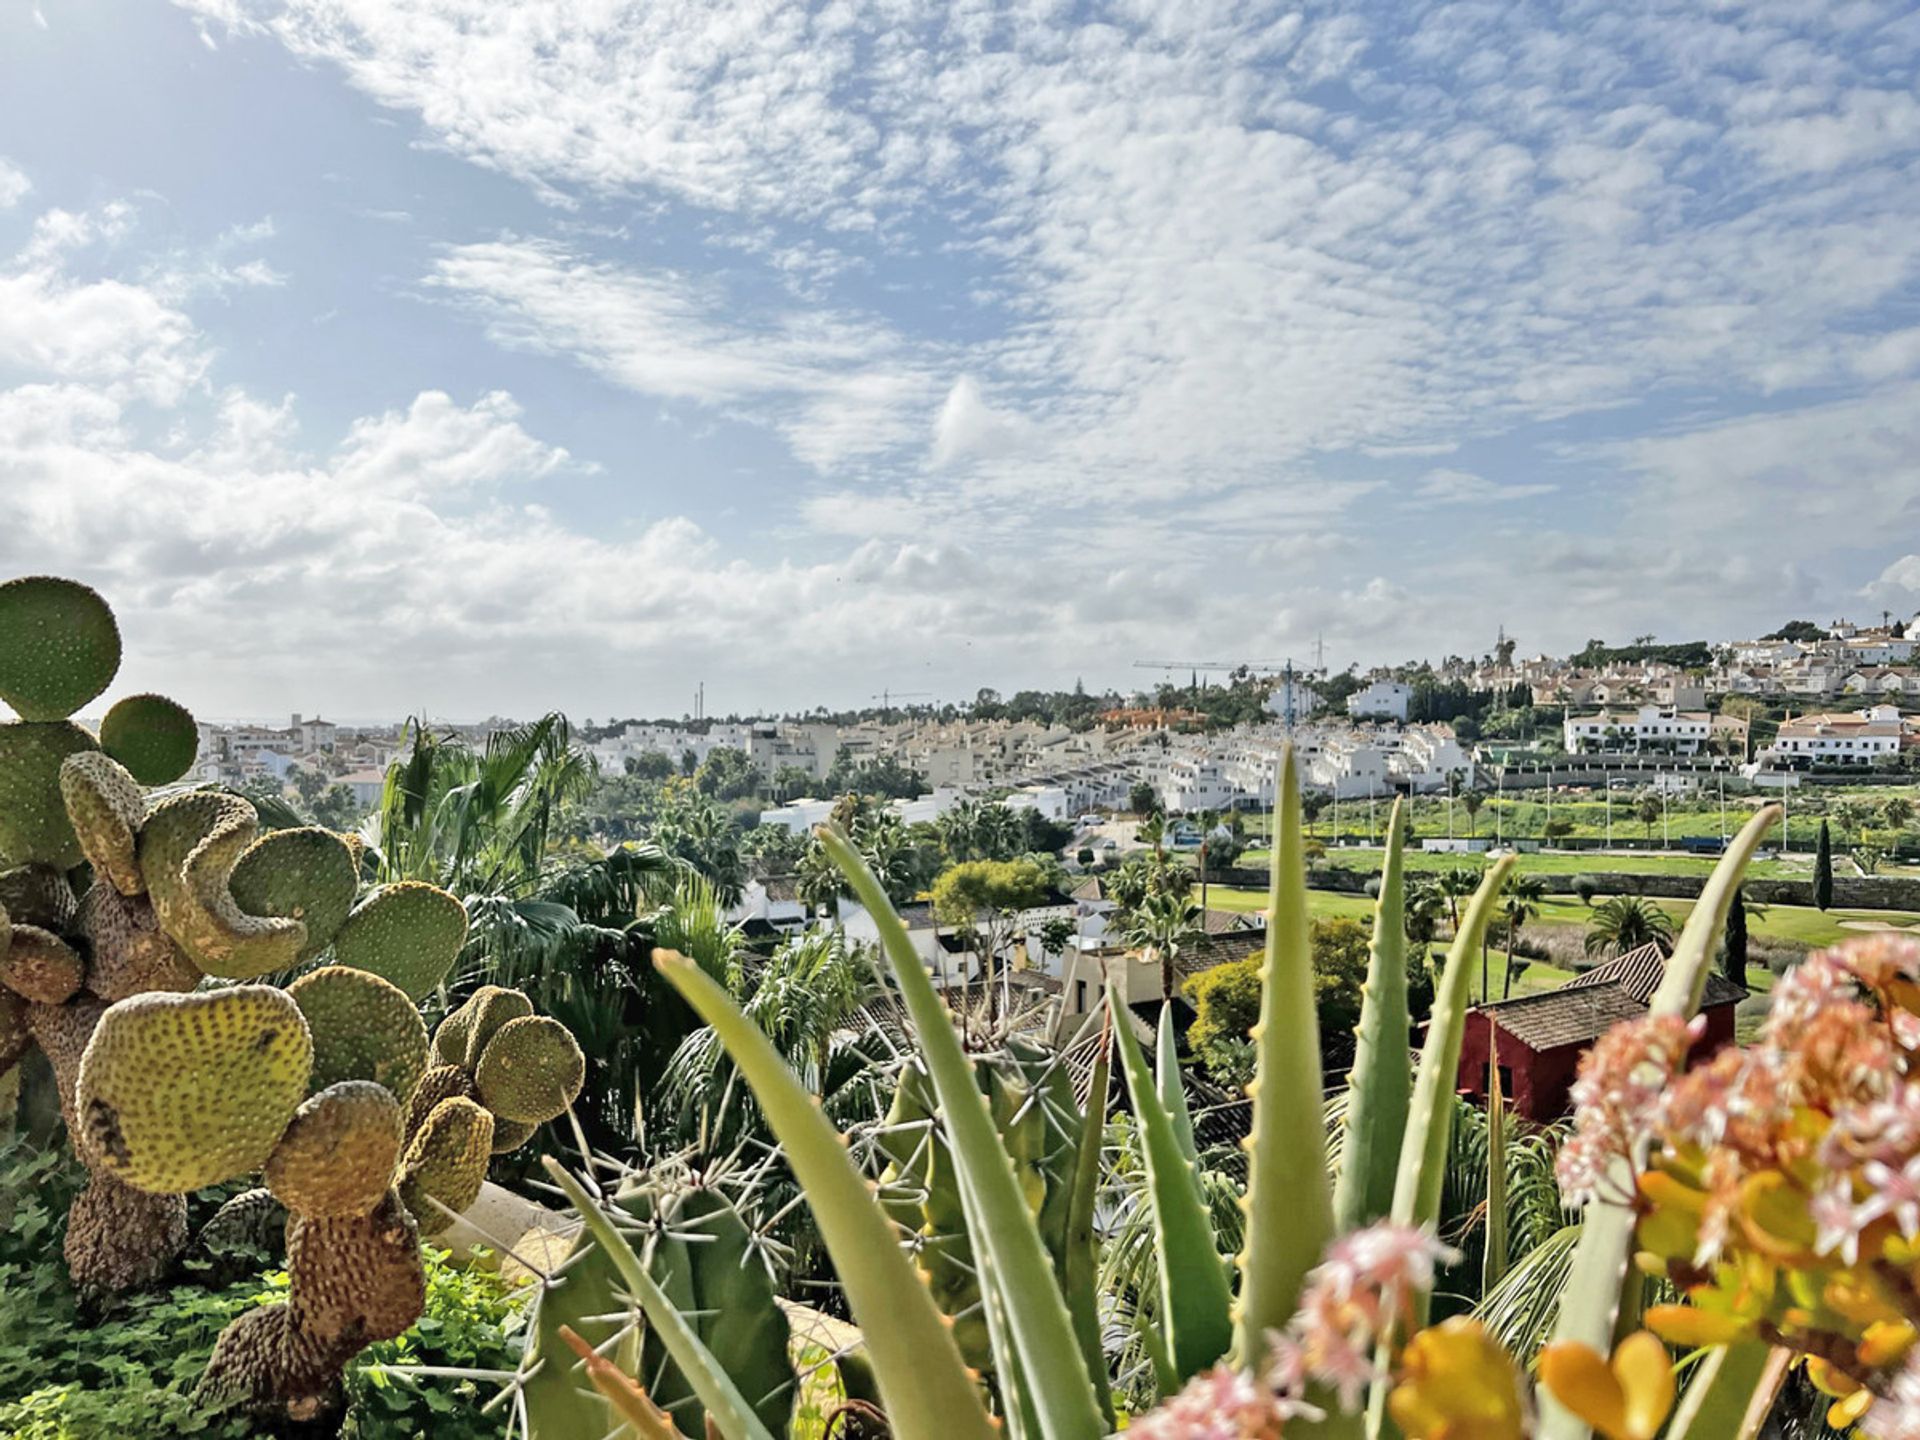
[0,158,29,209]
[1413,470,1557,506]
[427,240,937,470]
[929,376,1037,470]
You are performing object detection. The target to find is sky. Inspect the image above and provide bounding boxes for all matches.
[2,0,1919,722]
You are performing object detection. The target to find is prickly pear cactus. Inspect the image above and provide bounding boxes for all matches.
[0,575,587,1428]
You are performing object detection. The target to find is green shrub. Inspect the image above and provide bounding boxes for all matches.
[0,1143,528,1440]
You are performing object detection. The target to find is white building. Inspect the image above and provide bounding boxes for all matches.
[1563,706,1712,755]
[1762,706,1910,767]
[1346,678,1413,721]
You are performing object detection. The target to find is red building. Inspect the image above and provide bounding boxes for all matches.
[1456,943,1745,1122]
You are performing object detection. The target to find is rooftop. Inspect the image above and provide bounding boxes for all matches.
[1470,943,1745,1052]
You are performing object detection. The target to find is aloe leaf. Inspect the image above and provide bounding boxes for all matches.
[1065,1014,1117,1426]
[1332,798,1410,1232]
[820,828,1106,1440]
[1392,855,1515,1244]
[649,952,997,1440]
[544,1160,775,1440]
[1483,1024,1508,1294]
[1233,745,1335,1361]
[1538,804,1782,1440]
[1157,1002,1200,1167]
[1666,1341,1787,1440]
[1109,980,1235,1380]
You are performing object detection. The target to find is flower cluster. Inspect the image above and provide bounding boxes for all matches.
[1591,935,1920,1436]
[1130,1223,1533,1439]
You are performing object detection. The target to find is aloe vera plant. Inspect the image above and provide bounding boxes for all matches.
[1535,804,1781,1440]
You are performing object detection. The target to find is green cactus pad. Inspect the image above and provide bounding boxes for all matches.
[0,988,31,1075]
[60,750,147,895]
[489,1116,537,1154]
[330,881,468,1000]
[82,885,201,1001]
[75,985,314,1194]
[0,721,98,869]
[402,1062,476,1140]
[396,1096,493,1234]
[138,791,306,979]
[431,985,532,1071]
[228,827,358,962]
[266,1080,405,1219]
[287,965,429,1104]
[473,1014,585,1125]
[0,923,84,1003]
[99,693,198,785]
[0,863,77,931]
[0,576,121,721]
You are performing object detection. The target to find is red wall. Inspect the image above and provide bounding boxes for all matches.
[1455,1003,1738,1123]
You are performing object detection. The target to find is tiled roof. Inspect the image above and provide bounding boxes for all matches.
[1473,942,1744,1052]
[1174,926,1268,978]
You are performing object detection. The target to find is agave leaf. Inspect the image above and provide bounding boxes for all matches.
[1392,856,1515,1243]
[650,951,997,1440]
[544,1161,775,1440]
[1538,805,1782,1440]
[1234,745,1336,1360]
[1666,1341,1788,1440]
[1483,1022,1508,1295]
[1065,1013,1117,1426]
[1333,798,1410,1233]
[1157,1002,1200,1167]
[1109,981,1235,1380]
[820,827,1106,1440]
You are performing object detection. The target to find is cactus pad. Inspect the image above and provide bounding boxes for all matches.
[489,1115,537,1153]
[65,1172,190,1298]
[396,1096,493,1234]
[473,1014,585,1125]
[228,827,358,962]
[75,985,314,1194]
[287,965,429,1103]
[432,985,532,1070]
[266,1081,405,1219]
[99,693,198,785]
[0,862,77,931]
[82,884,201,1000]
[0,576,121,721]
[402,1062,476,1139]
[0,721,98,869]
[138,791,306,978]
[330,881,468,1000]
[59,750,147,895]
[287,1189,428,1349]
[0,988,30,1075]
[0,923,84,1004]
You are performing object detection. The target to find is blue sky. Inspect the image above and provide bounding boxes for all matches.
[2,0,1918,721]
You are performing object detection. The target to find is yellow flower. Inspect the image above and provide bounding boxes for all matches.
[1386,1317,1527,1440]
[1860,1320,1918,1369]
[1807,1358,1874,1429]
[1643,1303,1751,1348]
[1538,1332,1674,1440]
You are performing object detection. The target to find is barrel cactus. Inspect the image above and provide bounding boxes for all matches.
[0,575,586,1426]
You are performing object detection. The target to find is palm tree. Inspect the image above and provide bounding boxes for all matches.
[1403,876,1445,948]
[937,797,982,861]
[1123,890,1204,1002]
[1436,868,1479,933]
[653,794,746,906]
[1499,875,1546,999]
[1634,792,1662,846]
[1462,790,1485,838]
[1882,796,1914,836]
[1583,894,1676,960]
[796,836,846,919]
[853,811,921,904]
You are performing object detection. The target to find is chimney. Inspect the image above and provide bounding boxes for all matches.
[291,713,303,729]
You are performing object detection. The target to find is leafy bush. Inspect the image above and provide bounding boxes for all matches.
[0,1143,528,1440]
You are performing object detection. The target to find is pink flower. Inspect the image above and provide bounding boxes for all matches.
[1810,1177,1864,1266]
[1127,1363,1303,1439]
[1289,1225,1458,1413]
[1865,1352,1920,1440]
[1558,1015,1693,1204]
[1859,1155,1920,1240]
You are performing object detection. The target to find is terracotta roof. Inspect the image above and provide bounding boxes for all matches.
[1174,926,1268,978]
[1473,943,1744,1052]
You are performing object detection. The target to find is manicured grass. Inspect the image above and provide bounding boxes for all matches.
[1195,885,1376,921]
[1236,847,1807,880]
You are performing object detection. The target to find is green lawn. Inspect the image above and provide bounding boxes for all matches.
[1235,846,1807,880]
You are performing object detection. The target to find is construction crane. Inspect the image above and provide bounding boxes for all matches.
[870,689,931,714]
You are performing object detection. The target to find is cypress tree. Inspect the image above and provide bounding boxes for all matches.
[1724,885,1748,988]
[1813,820,1834,912]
